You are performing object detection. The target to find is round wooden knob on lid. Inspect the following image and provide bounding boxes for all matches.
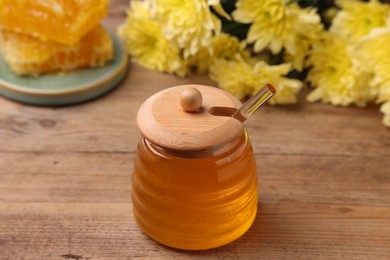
[180,87,203,112]
[137,84,244,151]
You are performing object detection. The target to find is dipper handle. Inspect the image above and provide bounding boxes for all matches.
[232,84,276,122]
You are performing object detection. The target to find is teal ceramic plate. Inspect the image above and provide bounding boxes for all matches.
[0,33,128,106]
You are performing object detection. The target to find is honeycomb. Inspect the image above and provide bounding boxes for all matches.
[0,25,113,76]
[0,0,109,45]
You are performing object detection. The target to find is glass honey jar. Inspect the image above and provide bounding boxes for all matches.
[132,84,269,250]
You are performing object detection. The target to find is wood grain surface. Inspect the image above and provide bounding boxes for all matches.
[0,1,389,259]
[137,84,244,151]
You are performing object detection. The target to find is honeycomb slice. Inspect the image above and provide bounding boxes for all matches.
[0,0,109,45]
[0,25,113,76]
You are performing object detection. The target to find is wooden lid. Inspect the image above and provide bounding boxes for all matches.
[137,84,244,151]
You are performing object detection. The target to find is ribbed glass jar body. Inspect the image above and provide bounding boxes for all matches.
[132,130,258,250]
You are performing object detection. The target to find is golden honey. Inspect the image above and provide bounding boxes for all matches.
[0,25,113,76]
[132,130,258,250]
[0,0,109,45]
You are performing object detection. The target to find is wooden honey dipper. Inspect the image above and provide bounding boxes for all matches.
[180,84,276,122]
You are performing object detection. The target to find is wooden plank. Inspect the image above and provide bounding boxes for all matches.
[0,203,389,259]
[0,65,215,153]
[0,152,389,258]
[0,0,389,258]
[248,101,390,157]
[1,64,389,157]
[1,153,389,206]
[0,153,133,203]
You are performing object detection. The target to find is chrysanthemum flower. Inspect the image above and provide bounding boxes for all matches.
[187,33,249,73]
[359,28,390,126]
[306,33,375,107]
[232,0,288,54]
[209,56,256,99]
[152,0,222,58]
[252,62,303,105]
[285,3,323,71]
[117,1,187,76]
[380,102,390,127]
[210,56,302,104]
[331,0,390,41]
[232,0,322,71]
[359,28,390,102]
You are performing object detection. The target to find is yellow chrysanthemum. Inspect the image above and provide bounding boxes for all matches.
[359,28,390,103]
[252,62,303,105]
[117,1,187,76]
[210,56,302,104]
[187,33,249,73]
[153,0,222,58]
[233,0,288,53]
[380,101,390,127]
[359,28,390,126]
[285,3,323,71]
[209,56,256,99]
[306,33,375,107]
[331,0,390,41]
[232,0,322,71]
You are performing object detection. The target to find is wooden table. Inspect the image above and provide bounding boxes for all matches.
[1,1,390,259]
